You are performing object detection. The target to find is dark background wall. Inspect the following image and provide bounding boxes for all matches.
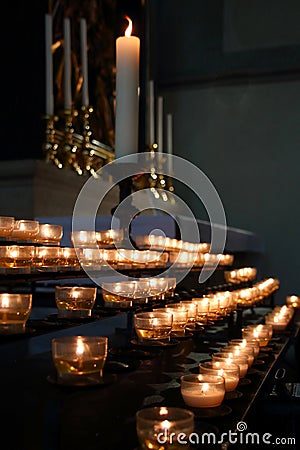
[148,0,300,299]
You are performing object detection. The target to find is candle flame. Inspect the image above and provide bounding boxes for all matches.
[1,295,9,308]
[159,407,168,416]
[124,16,133,37]
[218,369,224,377]
[76,337,85,355]
[161,420,171,430]
[201,383,209,393]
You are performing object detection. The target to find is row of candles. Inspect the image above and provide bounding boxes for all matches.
[0,277,285,333]
[0,298,294,448]
[0,217,63,244]
[0,246,169,272]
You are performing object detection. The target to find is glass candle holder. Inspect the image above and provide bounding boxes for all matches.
[192,298,210,324]
[144,278,169,301]
[180,374,225,408]
[242,325,271,346]
[164,306,188,336]
[96,229,124,248]
[228,338,260,358]
[134,311,173,343]
[221,345,254,367]
[0,245,35,272]
[55,286,97,318]
[79,248,103,270]
[212,353,248,378]
[179,301,198,325]
[33,246,60,272]
[286,295,300,308]
[59,247,81,270]
[101,281,136,306]
[51,335,108,385]
[0,216,15,237]
[265,314,288,331]
[35,223,63,245]
[199,361,240,392]
[0,293,32,333]
[71,231,98,248]
[136,406,194,450]
[11,220,39,241]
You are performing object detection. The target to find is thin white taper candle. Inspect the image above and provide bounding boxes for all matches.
[64,18,72,111]
[45,14,54,115]
[157,96,163,151]
[148,80,155,145]
[166,113,173,173]
[80,18,89,107]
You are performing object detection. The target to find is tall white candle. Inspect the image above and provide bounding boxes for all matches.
[115,16,140,159]
[148,80,155,145]
[157,96,163,151]
[45,14,54,116]
[166,113,173,173]
[64,18,72,111]
[80,18,89,107]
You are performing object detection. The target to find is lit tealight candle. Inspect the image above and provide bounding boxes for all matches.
[51,335,108,384]
[181,374,225,408]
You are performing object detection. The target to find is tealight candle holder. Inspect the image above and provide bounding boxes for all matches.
[70,231,98,248]
[0,216,15,238]
[55,286,97,318]
[96,229,124,248]
[59,247,81,271]
[0,245,35,273]
[79,248,103,270]
[212,353,248,378]
[51,335,108,385]
[179,301,198,325]
[180,374,225,408]
[134,311,173,344]
[0,293,32,333]
[34,223,63,245]
[242,325,271,346]
[199,361,240,392]
[101,281,136,307]
[286,295,300,308]
[143,277,169,301]
[136,406,194,450]
[221,345,254,367]
[228,338,260,358]
[11,220,39,241]
[33,246,60,272]
[164,306,188,336]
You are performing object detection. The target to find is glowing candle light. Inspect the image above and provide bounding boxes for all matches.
[115,16,140,158]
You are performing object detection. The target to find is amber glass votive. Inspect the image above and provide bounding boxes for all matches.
[35,224,63,245]
[181,374,225,408]
[71,231,98,248]
[212,353,248,378]
[134,311,173,344]
[136,406,194,450]
[163,306,188,336]
[33,247,60,271]
[0,293,32,333]
[55,286,97,318]
[59,247,81,271]
[51,335,108,385]
[96,229,124,248]
[199,361,240,392]
[286,295,300,308]
[228,338,260,358]
[0,216,15,237]
[0,245,35,272]
[11,220,39,241]
[221,345,254,367]
[101,281,136,306]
